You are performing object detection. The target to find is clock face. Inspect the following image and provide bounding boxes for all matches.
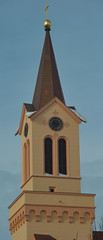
[49,117,63,131]
[24,123,28,137]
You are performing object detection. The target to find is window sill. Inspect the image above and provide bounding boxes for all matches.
[59,173,69,177]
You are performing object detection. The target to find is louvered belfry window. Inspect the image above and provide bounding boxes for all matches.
[59,139,67,175]
[45,138,52,174]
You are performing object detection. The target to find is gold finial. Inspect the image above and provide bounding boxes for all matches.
[44,1,51,31]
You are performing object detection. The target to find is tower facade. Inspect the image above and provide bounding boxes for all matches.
[9,16,95,240]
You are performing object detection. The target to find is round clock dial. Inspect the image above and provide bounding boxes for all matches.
[24,123,28,137]
[49,117,63,131]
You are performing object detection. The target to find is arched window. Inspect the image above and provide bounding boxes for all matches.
[45,138,52,174]
[23,140,30,183]
[58,138,67,175]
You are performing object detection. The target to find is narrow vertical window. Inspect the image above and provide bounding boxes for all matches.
[45,138,52,174]
[58,139,67,175]
[24,143,27,182]
[27,140,30,179]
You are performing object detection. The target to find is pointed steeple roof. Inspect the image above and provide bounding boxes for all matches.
[32,29,65,111]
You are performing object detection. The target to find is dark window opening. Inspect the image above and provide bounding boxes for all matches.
[45,138,52,174]
[50,188,54,192]
[49,187,55,192]
[58,139,67,175]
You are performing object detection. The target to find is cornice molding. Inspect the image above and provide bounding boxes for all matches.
[9,203,95,234]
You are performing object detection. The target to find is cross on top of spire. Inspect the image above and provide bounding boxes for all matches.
[45,2,49,20]
[44,2,51,30]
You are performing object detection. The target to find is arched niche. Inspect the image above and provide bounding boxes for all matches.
[73,212,79,223]
[51,211,57,222]
[29,210,35,222]
[40,210,46,222]
[84,212,90,223]
[62,211,68,222]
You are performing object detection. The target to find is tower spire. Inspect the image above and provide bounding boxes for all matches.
[32,10,65,111]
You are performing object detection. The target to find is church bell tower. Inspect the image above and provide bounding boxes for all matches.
[9,5,95,240]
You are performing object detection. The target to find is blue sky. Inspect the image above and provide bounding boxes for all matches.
[0,0,103,239]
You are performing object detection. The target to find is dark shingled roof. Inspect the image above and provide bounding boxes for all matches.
[24,103,35,112]
[34,232,103,240]
[32,29,65,111]
[93,231,103,240]
[34,234,57,240]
